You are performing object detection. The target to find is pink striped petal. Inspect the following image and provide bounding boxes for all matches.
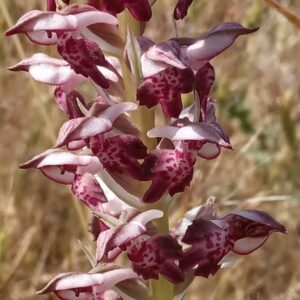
[55,102,137,148]
[7,53,84,87]
[37,269,137,298]
[148,123,231,150]
[20,149,102,184]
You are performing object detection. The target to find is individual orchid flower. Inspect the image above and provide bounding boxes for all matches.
[180,209,286,277]
[87,0,152,22]
[20,149,110,219]
[53,101,148,180]
[5,4,118,45]
[37,266,138,300]
[5,5,121,88]
[96,209,163,262]
[19,149,102,184]
[54,102,137,148]
[137,40,194,118]
[95,209,184,283]
[173,0,193,20]
[137,23,257,117]
[142,99,231,203]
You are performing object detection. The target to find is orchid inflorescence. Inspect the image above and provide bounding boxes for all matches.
[6,0,286,299]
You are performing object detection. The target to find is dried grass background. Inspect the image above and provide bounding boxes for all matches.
[1,0,300,299]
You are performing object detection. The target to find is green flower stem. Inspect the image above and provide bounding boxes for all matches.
[118,12,155,150]
[119,11,172,300]
[150,199,174,300]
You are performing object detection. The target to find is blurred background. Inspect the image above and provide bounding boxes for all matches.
[1,0,300,299]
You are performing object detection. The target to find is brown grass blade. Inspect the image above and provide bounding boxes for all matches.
[264,0,300,29]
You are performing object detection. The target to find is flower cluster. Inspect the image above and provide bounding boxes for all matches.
[6,1,286,299]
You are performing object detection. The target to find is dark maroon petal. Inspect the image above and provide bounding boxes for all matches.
[174,199,215,237]
[180,218,232,276]
[142,148,196,203]
[173,0,193,20]
[137,66,194,118]
[58,34,110,88]
[88,0,125,14]
[125,0,152,22]
[71,173,107,213]
[89,215,110,241]
[91,134,147,180]
[137,36,154,53]
[54,87,87,118]
[126,235,184,284]
[194,63,215,122]
[46,0,56,11]
[65,91,86,119]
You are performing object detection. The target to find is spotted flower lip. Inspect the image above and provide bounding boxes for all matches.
[5,4,118,45]
[19,149,102,184]
[127,234,184,284]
